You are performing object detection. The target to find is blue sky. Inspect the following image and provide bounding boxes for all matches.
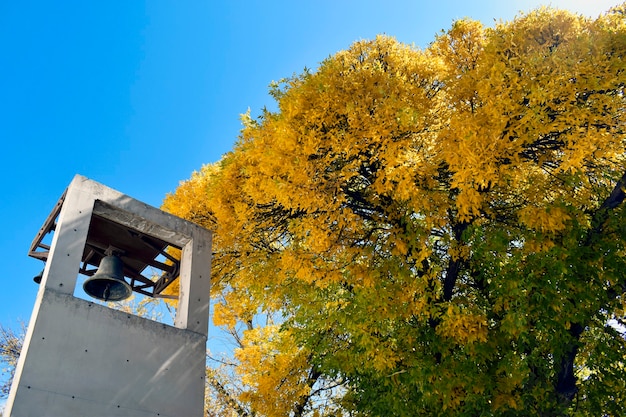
[0,1,621,334]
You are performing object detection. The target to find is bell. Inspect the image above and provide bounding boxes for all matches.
[83,255,132,301]
[33,269,44,284]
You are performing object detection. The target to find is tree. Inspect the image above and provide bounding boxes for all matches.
[164,5,626,415]
[0,324,23,399]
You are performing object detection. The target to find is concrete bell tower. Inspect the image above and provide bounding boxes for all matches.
[5,175,212,417]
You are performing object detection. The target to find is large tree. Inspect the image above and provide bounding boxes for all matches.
[164,5,626,416]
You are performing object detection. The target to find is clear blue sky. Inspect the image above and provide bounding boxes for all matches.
[0,1,621,332]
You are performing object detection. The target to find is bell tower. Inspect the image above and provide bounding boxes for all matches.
[5,175,212,417]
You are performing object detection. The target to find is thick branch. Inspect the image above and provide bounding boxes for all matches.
[442,220,470,302]
[555,170,626,403]
[292,366,322,417]
[599,170,626,211]
[555,323,584,403]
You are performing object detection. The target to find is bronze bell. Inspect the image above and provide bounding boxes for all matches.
[33,269,44,284]
[83,255,132,301]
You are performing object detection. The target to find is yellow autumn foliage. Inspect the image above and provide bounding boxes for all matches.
[235,326,315,417]
[162,4,626,416]
[436,304,489,345]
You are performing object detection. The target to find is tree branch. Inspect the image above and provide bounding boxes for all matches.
[206,370,253,417]
[443,220,470,302]
[599,170,626,211]
[555,169,626,404]
[292,366,322,417]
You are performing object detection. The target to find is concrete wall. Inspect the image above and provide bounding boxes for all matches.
[9,291,206,417]
[6,175,212,417]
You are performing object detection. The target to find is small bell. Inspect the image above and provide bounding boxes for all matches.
[33,269,44,284]
[83,255,132,301]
